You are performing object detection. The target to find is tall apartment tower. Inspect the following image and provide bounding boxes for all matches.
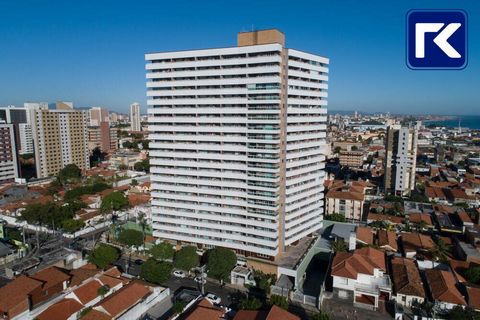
[384,123,419,196]
[0,124,19,184]
[33,102,90,178]
[89,107,109,126]
[146,29,328,260]
[130,103,141,132]
[0,106,34,155]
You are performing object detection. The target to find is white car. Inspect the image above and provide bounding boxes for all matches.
[194,276,206,284]
[205,293,221,305]
[173,270,186,278]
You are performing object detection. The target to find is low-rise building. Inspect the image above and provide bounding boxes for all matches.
[425,269,466,311]
[390,257,425,307]
[400,232,435,259]
[339,150,364,168]
[326,181,372,221]
[331,247,391,310]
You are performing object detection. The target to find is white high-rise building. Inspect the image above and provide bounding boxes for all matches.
[146,29,328,260]
[384,123,419,196]
[130,102,141,132]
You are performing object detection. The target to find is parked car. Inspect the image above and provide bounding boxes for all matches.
[194,276,206,284]
[205,293,221,305]
[173,270,187,278]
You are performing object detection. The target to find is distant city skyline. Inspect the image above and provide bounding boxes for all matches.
[0,0,479,115]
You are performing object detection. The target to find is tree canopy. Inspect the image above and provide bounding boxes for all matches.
[64,182,110,201]
[140,259,173,285]
[173,246,199,271]
[57,164,82,185]
[332,239,347,252]
[117,229,144,248]
[466,266,480,285]
[150,242,175,261]
[325,213,346,222]
[269,294,288,310]
[207,247,237,281]
[19,201,86,232]
[100,191,129,213]
[88,244,120,269]
[134,159,150,173]
[238,297,262,310]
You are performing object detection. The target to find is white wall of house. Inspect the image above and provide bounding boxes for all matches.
[394,293,424,308]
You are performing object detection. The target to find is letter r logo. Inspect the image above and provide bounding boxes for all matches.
[407,10,467,69]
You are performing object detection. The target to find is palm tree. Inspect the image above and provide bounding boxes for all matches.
[430,238,449,263]
[138,212,147,250]
[332,239,347,252]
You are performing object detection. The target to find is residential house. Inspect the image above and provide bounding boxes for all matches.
[400,232,435,259]
[36,298,83,320]
[466,286,480,312]
[233,305,300,320]
[28,266,71,307]
[331,247,391,310]
[390,257,425,307]
[179,298,228,320]
[356,226,374,247]
[377,230,398,253]
[425,269,466,311]
[0,275,43,319]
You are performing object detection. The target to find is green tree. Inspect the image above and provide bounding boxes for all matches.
[100,191,129,213]
[238,297,262,310]
[131,179,138,186]
[332,239,347,252]
[448,306,480,320]
[269,294,288,310]
[173,300,186,315]
[150,242,175,261]
[57,164,82,185]
[117,229,144,249]
[61,219,85,233]
[207,247,237,281]
[311,311,331,320]
[88,244,120,269]
[134,159,150,172]
[430,238,449,263]
[137,212,148,248]
[173,246,199,271]
[140,259,173,285]
[118,164,128,170]
[465,266,480,285]
[325,213,346,222]
[97,285,109,297]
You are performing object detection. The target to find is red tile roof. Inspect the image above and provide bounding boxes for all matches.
[183,298,225,320]
[331,247,385,279]
[378,230,398,251]
[356,226,374,245]
[409,213,433,226]
[401,232,435,254]
[73,279,103,305]
[425,269,466,306]
[467,286,480,310]
[36,299,83,320]
[0,275,43,316]
[30,266,71,290]
[266,305,300,320]
[95,282,151,318]
[390,258,424,297]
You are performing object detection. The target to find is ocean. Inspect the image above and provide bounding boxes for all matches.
[424,115,480,130]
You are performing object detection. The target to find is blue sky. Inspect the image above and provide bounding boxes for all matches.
[0,0,479,115]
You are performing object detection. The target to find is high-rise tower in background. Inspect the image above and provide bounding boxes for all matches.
[0,124,18,184]
[89,107,109,126]
[147,29,328,260]
[384,123,419,196]
[33,102,90,178]
[130,102,141,132]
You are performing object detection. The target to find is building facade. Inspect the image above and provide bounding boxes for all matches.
[33,103,90,178]
[0,106,34,155]
[89,107,109,126]
[87,122,118,152]
[339,150,364,168]
[384,124,419,196]
[146,29,328,260]
[0,124,19,183]
[130,103,141,132]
